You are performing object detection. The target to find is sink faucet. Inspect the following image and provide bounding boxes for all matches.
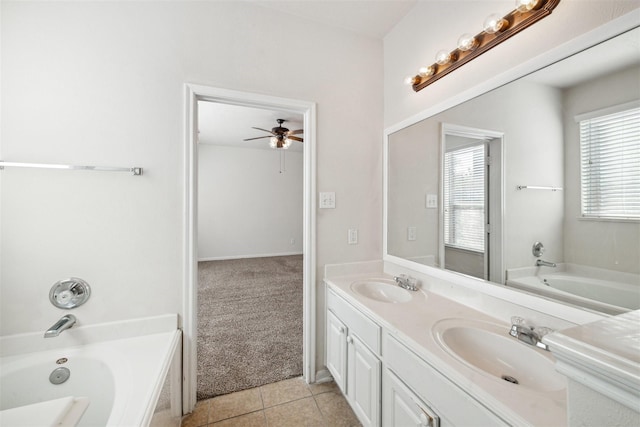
[536,259,556,268]
[509,316,552,351]
[393,274,419,291]
[44,314,77,338]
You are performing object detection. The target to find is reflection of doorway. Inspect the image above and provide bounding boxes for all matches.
[183,85,316,413]
[196,101,304,399]
[441,123,503,283]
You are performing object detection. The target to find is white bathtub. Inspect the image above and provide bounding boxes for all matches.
[506,265,640,315]
[0,315,181,427]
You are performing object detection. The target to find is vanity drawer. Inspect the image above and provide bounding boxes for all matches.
[327,288,381,354]
[385,334,508,427]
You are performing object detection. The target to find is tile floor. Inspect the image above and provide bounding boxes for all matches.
[181,377,362,427]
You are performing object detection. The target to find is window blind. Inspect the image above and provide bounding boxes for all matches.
[443,143,485,252]
[579,104,640,220]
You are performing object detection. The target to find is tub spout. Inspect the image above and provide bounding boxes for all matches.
[44,314,76,338]
[536,259,556,268]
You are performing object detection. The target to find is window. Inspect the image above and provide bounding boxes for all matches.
[443,142,485,252]
[578,101,640,220]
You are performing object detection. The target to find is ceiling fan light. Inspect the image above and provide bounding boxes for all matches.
[269,137,278,148]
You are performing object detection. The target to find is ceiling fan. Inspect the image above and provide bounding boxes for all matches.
[243,119,303,149]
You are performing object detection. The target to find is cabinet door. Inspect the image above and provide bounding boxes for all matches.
[326,310,348,392]
[383,369,440,427]
[348,334,381,427]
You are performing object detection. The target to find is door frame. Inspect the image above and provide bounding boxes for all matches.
[183,84,317,412]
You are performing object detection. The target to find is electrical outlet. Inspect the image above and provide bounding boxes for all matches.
[407,226,417,241]
[319,192,336,209]
[348,228,358,245]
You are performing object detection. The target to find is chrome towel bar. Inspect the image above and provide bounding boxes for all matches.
[0,161,142,176]
[516,185,562,191]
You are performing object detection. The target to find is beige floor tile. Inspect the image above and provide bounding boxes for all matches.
[209,388,264,423]
[182,399,210,427]
[309,380,340,395]
[263,397,324,427]
[210,410,267,427]
[314,391,362,427]
[260,377,312,408]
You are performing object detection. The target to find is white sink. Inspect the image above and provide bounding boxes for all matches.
[350,279,413,303]
[432,318,566,393]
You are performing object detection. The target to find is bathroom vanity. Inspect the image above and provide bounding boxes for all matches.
[324,266,573,426]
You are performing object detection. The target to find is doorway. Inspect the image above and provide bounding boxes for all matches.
[440,123,503,283]
[183,85,316,413]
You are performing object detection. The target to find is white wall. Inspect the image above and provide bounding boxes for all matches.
[384,1,640,128]
[198,144,303,260]
[0,0,384,364]
[562,65,640,274]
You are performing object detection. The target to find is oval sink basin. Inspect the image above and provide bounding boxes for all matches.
[350,279,413,303]
[433,319,565,393]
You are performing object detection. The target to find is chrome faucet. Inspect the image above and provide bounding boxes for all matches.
[509,316,553,351]
[536,259,556,268]
[44,314,77,338]
[393,274,419,291]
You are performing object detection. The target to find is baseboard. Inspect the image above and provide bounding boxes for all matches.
[313,369,333,384]
[198,252,303,262]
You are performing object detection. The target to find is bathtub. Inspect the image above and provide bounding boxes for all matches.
[506,265,640,315]
[0,314,181,427]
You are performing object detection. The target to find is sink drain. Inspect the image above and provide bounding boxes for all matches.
[49,367,71,385]
[501,374,519,385]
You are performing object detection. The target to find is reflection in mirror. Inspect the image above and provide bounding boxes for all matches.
[386,27,640,315]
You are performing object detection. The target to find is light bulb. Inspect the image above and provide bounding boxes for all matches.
[457,33,478,52]
[435,50,452,65]
[283,138,292,149]
[269,137,277,148]
[418,65,435,77]
[516,0,541,13]
[483,13,508,34]
[404,75,419,85]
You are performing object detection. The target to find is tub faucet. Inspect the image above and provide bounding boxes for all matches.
[393,274,419,291]
[509,316,553,351]
[44,314,77,338]
[536,259,556,268]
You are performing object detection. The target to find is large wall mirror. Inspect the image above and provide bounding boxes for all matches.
[386,26,640,315]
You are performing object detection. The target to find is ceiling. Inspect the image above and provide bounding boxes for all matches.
[246,0,417,39]
[198,101,304,152]
[523,27,640,88]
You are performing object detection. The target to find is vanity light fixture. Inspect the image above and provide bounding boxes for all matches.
[405,0,561,92]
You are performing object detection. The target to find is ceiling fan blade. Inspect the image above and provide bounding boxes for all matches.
[287,136,303,142]
[243,136,272,141]
[288,129,304,135]
[251,127,276,135]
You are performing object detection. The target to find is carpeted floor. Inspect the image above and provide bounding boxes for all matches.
[197,255,304,400]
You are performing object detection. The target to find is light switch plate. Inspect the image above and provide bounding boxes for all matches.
[426,194,438,209]
[320,192,336,209]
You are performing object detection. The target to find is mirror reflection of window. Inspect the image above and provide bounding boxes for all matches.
[443,143,486,253]
[578,101,640,220]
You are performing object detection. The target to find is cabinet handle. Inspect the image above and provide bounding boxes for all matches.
[419,412,434,427]
[346,336,353,344]
[338,326,345,334]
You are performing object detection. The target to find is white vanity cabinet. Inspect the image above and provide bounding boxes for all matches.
[384,333,508,427]
[326,289,381,427]
[383,368,440,427]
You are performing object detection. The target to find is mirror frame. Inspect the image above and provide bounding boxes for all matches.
[383,11,640,315]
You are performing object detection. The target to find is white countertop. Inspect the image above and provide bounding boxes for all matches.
[543,310,640,409]
[325,273,567,427]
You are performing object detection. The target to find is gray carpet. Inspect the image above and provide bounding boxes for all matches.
[197,255,303,400]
